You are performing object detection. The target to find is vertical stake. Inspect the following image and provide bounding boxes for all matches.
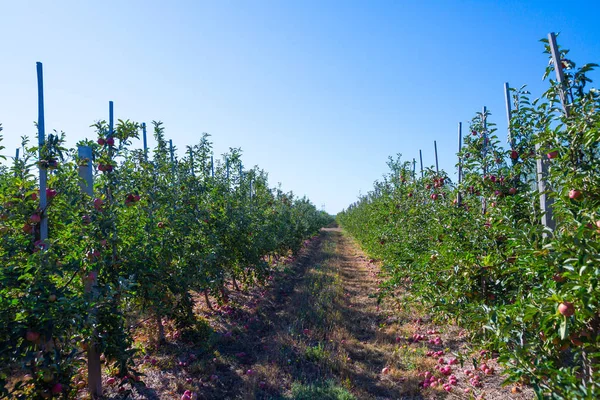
[189,147,194,176]
[412,158,416,179]
[169,139,175,175]
[534,32,563,234]
[457,122,463,206]
[504,83,514,149]
[80,144,102,396]
[36,62,48,242]
[15,149,20,177]
[211,155,214,177]
[548,32,570,116]
[108,101,114,137]
[78,147,94,195]
[482,106,488,215]
[142,122,148,161]
[419,150,424,178]
[434,140,439,173]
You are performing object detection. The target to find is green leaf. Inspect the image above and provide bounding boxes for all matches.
[559,317,568,340]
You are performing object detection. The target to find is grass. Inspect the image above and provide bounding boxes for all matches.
[289,379,355,400]
[304,342,328,362]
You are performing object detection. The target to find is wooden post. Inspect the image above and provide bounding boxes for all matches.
[457,122,463,206]
[211,155,214,177]
[412,158,416,179]
[142,122,148,161]
[226,158,229,180]
[434,140,439,173]
[36,62,48,243]
[419,150,424,178]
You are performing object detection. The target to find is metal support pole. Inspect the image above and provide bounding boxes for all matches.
[36,62,48,242]
[142,122,148,161]
[504,82,513,148]
[457,122,463,206]
[79,144,102,396]
[548,32,570,116]
[108,101,114,137]
[434,140,439,173]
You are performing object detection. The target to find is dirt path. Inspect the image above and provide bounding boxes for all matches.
[129,228,532,399]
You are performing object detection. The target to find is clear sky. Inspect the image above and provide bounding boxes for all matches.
[1,1,599,214]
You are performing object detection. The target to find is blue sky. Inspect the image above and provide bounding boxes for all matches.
[1,1,599,213]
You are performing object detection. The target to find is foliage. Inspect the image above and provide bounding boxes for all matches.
[337,38,600,399]
[0,118,332,398]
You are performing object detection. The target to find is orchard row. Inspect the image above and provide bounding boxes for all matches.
[338,38,600,398]
[0,119,332,398]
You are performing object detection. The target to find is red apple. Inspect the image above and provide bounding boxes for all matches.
[558,302,575,317]
[553,273,566,283]
[97,138,106,146]
[510,150,518,160]
[31,193,38,201]
[508,187,517,195]
[51,383,63,394]
[46,188,57,199]
[106,137,115,146]
[430,193,438,200]
[569,189,583,200]
[93,198,104,210]
[26,330,40,342]
[547,151,558,159]
[30,214,41,224]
